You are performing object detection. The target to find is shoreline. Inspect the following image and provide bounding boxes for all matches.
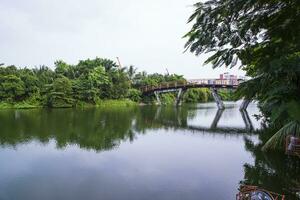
[0,99,140,110]
[0,100,233,110]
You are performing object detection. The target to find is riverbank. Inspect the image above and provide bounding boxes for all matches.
[0,99,139,110]
[0,100,235,110]
[0,102,41,109]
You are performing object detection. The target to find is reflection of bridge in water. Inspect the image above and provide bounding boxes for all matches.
[154,107,257,135]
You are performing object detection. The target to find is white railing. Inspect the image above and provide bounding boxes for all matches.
[141,79,240,93]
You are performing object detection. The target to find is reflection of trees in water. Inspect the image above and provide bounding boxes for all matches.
[241,129,300,199]
[0,106,257,152]
[0,108,138,152]
[0,106,186,151]
[1,107,298,198]
[0,106,196,152]
[139,106,300,198]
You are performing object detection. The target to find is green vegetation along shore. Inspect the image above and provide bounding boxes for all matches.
[0,58,234,109]
[0,99,138,110]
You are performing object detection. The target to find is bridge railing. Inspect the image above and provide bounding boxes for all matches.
[140,79,240,93]
[140,81,187,93]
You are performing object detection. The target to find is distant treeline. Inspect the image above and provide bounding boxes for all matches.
[0,57,234,108]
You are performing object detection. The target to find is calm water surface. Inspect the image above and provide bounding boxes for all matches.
[0,102,299,200]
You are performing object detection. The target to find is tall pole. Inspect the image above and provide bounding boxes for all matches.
[166,68,169,75]
[116,57,122,69]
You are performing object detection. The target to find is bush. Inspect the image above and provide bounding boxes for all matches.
[160,93,176,105]
[184,88,210,103]
[127,89,142,102]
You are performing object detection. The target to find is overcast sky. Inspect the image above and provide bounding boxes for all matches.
[0,0,245,79]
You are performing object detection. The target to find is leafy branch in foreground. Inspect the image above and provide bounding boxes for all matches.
[185,0,300,149]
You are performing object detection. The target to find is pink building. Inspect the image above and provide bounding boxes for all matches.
[219,73,238,85]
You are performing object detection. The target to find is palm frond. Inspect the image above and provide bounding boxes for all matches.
[262,121,300,151]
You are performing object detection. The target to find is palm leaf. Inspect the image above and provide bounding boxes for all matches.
[262,121,300,151]
[287,101,300,121]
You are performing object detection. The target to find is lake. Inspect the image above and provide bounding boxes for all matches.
[0,102,299,200]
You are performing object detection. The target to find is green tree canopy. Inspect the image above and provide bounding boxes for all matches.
[0,75,25,102]
[185,0,300,149]
[47,76,74,108]
[0,58,189,106]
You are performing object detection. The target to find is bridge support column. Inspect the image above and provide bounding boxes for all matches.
[210,109,224,129]
[175,88,186,106]
[211,88,225,110]
[240,110,253,132]
[154,91,161,105]
[240,99,251,110]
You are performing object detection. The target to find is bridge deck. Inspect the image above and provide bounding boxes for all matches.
[141,80,239,94]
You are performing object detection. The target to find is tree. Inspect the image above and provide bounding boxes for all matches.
[127,89,141,102]
[19,69,40,98]
[47,76,74,108]
[0,57,187,107]
[55,60,73,78]
[185,0,300,149]
[127,65,137,81]
[72,65,108,103]
[0,75,25,102]
[88,66,109,88]
[102,70,131,99]
[184,88,211,103]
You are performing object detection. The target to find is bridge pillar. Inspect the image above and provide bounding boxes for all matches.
[240,99,251,110]
[175,88,186,106]
[210,109,224,129]
[240,110,253,132]
[154,91,161,105]
[210,88,225,110]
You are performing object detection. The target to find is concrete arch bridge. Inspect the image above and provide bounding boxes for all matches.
[140,79,250,110]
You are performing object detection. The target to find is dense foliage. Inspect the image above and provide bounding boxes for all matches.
[2,58,227,107]
[184,88,211,103]
[0,58,130,107]
[185,0,300,150]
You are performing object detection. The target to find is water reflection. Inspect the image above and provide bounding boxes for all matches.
[241,130,300,199]
[240,109,254,132]
[0,104,258,149]
[0,103,299,200]
[148,104,258,135]
[0,108,137,151]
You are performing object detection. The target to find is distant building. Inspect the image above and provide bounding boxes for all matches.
[219,72,237,80]
[187,73,243,86]
[219,72,238,85]
[188,79,208,84]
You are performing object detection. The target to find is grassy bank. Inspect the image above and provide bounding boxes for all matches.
[0,102,41,109]
[0,99,138,110]
[97,99,137,107]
